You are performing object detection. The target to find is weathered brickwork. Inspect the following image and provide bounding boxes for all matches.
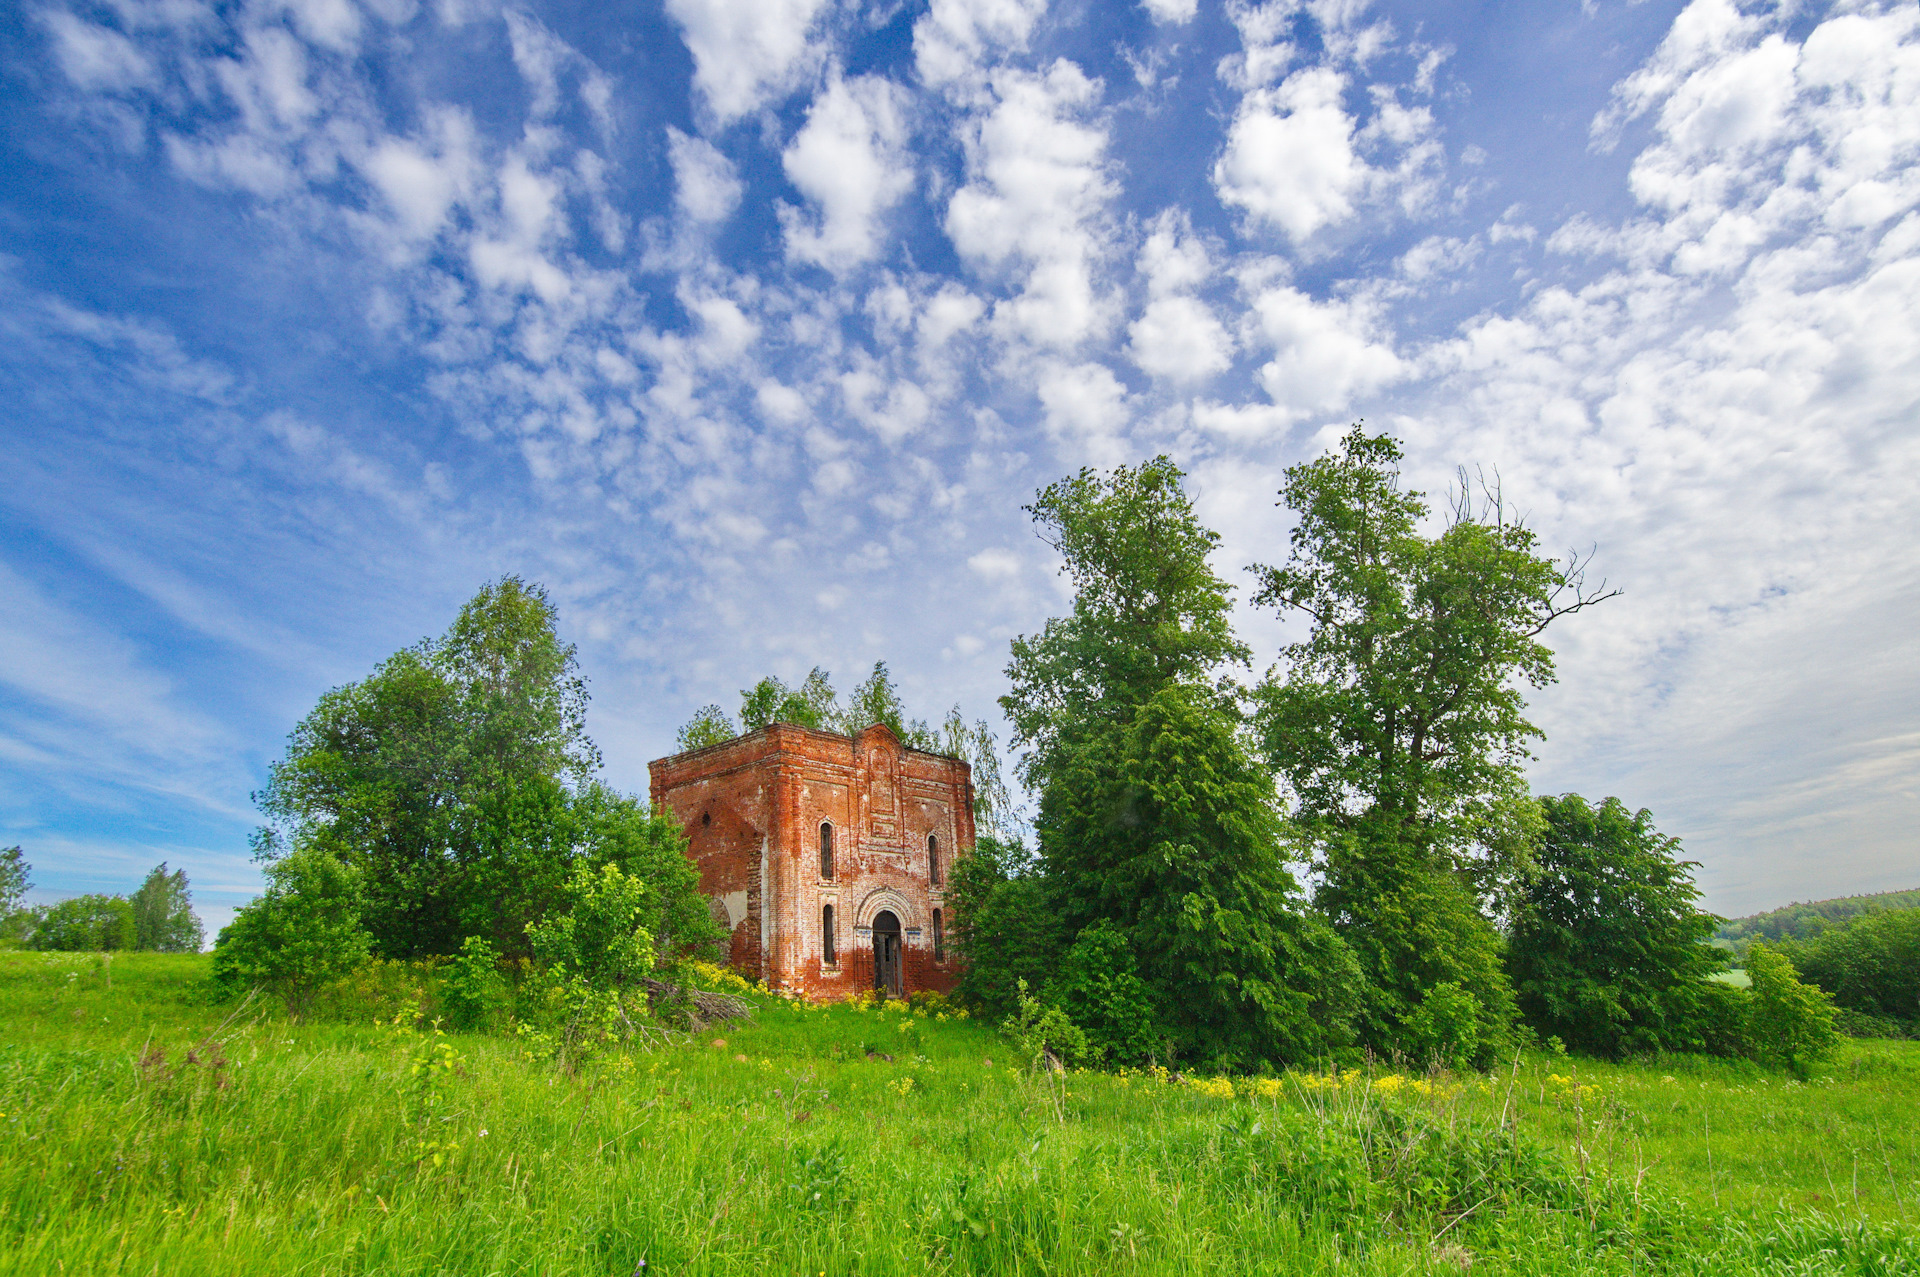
[648,723,973,1001]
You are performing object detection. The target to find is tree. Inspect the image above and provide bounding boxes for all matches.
[212,847,372,1015]
[946,835,1057,1022]
[1251,426,1614,1057]
[1745,941,1840,1074]
[29,895,137,951]
[0,847,30,948]
[130,862,206,953]
[1045,685,1361,1067]
[676,704,736,751]
[573,783,724,968]
[0,846,27,914]
[520,861,658,1063]
[1003,458,1248,796]
[999,459,1357,1068]
[1780,908,1920,1030]
[255,577,600,958]
[1507,796,1724,1057]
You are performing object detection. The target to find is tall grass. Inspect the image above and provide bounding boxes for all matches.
[2,952,1917,1275]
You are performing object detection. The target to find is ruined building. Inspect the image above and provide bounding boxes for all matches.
[648,722,973,1000]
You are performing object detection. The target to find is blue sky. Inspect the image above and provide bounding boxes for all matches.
[3,0,1916,935]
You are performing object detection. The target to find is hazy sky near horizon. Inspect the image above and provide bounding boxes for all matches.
[2,0,1916,934]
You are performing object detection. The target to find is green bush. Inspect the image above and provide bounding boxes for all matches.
[1046,921,1161,1066]
[518,861,657,1063]
[211,848,373,1015]
[28,895,137,951]
[443,935,512,1032]
[1402,980,1481,1072]
[1002,978,1091,1071]
[1745,940,1840,1074]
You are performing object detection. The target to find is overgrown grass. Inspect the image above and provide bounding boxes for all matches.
[2,952,1917,1275]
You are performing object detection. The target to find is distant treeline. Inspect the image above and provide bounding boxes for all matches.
[1717,888,1920,953]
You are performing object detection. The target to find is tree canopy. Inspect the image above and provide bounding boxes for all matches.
[1507,795,1724,1056]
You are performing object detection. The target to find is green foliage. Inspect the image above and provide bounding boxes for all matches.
[442,936,510,1032]
[1045,684,1361,1068]
[1250,426,1599,865]
[1717,886,1920,953]
[1744,941,1841,1074]
[1002,977,1091,1071]
[28,894,137,951]
[0,844,27,914]
[129,862,205,953]
[1401,981,1481,1071]
[1002,456,1250,796]
[999,458,1361,1070]
[675,703,737,750]
[1778,908,1920,1030]
[255,575,598,959]
[574,783,724,966]
[1317,817,1516,1066]
[945,835,1057,1022]
[210,847,372,1015]
[1507,795,1725,1057]
[1044,921,1160,1066]
[1249,427,1613,1061]
[739,666,839,732]
[519,861,657,1063]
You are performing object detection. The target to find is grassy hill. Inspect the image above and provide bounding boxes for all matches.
[1716,887,1920,952]
[3,952,1920,1275]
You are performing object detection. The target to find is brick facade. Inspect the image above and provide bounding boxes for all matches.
[648,722,973,1001]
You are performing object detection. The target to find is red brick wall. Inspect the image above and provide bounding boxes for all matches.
[650,723,973,1001]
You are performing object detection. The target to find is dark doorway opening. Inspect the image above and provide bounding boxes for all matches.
[871,909,903,999]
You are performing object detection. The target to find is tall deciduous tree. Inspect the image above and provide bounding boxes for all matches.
[254,578,606,958]
[1000,458,1356,1067]
[1507,796,1724,1056]
[1251,426,1614,1057]
[1004,458,1248,795]
[130,862,205,953]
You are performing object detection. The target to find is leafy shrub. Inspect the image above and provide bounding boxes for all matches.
[28,895,137,951]
[518,861,656,1063]
[1508,795,1725,1057]
[211,847,372,1015]
[1780,907,1920,1028]
[1045,921,1160,1066]
[1745,941,1840,1074]
[1402,980,1481,1071]
[443,935,512,1032]
[1002,978,1090,1071]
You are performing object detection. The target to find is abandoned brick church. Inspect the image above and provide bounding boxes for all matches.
[648,722,973,1001]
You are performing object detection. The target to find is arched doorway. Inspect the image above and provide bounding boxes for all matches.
[871,909,903,1000]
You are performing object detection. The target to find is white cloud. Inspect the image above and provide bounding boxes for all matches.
[667,127,743,223]
[40,11,158,92]
[913,0,1050,93]
[945,61,1119,348]
[780,74,916,271]
[1140,0,1197,25]
[967,547,1022,578]
[1035,360,1129,452]
[1215,66,1363,242]
[665,0,833,124]
[1129,295,1233,382]
[1242,281,1403,420]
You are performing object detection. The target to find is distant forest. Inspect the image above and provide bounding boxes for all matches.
[1717,888,1920,953]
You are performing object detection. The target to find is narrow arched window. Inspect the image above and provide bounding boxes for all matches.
[933,907,944,963]
[820,822,834,879]
[928,832,941,885]
[823,904,837,965]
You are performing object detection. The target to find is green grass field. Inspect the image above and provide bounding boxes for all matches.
[2,952,1917,1275]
